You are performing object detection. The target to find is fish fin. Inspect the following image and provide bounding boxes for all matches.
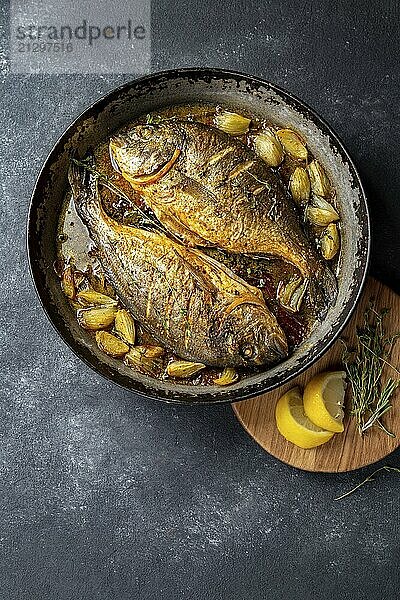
[213,293,268,336]
[152,205,213,248]
[307,264,338,316]
[126,148,181,187]
[172,249,218,297]
[189,249,264,301]
[221,294,267,315]
[181,175,231,219]
[68,160,100,223]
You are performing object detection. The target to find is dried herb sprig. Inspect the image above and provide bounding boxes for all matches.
[342,301,400,437]
[145,113,181,125]
[71,157,180,241]
[334,465,400,500]
[72,156,134,205]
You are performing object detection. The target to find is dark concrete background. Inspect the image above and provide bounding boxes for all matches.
[1,1,400,598]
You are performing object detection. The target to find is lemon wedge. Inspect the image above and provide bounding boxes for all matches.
[303,371,347,433]
[275,387,335,449]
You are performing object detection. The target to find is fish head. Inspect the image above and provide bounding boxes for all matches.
[217,304,288,367]
[109,122,184,183]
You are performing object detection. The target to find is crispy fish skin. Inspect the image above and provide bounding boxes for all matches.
[110,120,337,310]
[68,164,288,368]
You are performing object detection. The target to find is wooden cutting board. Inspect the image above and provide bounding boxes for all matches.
[232,277,400,472]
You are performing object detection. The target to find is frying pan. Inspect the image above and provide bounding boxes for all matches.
[27,68,370,403]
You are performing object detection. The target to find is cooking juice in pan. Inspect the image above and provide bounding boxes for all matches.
[57,103,341,386]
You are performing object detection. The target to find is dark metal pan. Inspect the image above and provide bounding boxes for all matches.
[27,68,370,404]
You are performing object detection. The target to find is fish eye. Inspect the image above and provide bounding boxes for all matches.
[240,345,257,360]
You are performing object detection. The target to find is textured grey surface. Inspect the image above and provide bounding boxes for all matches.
[1,1,400,599]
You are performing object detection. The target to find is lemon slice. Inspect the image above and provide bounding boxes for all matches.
[275,387,335,449]
[303,371,347,433]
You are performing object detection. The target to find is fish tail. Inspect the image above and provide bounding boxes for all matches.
[68,160,101,226]
[68,159,93,198]
[307,263,338,316]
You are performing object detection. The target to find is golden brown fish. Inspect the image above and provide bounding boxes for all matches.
[68,163,288,367]
[110,120,337,312]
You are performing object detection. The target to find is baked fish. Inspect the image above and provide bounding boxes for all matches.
[68,163,288,367]
[110,120,337,312]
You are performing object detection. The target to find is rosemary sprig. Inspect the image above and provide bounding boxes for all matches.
[146,113,163,125]
[71,157,180,241]
[247,171,272,191]
[341,301,400,436]
[334,465,400,500]
[72,156,133,204]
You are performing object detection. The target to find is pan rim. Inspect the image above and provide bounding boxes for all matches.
[27,67,370,404]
